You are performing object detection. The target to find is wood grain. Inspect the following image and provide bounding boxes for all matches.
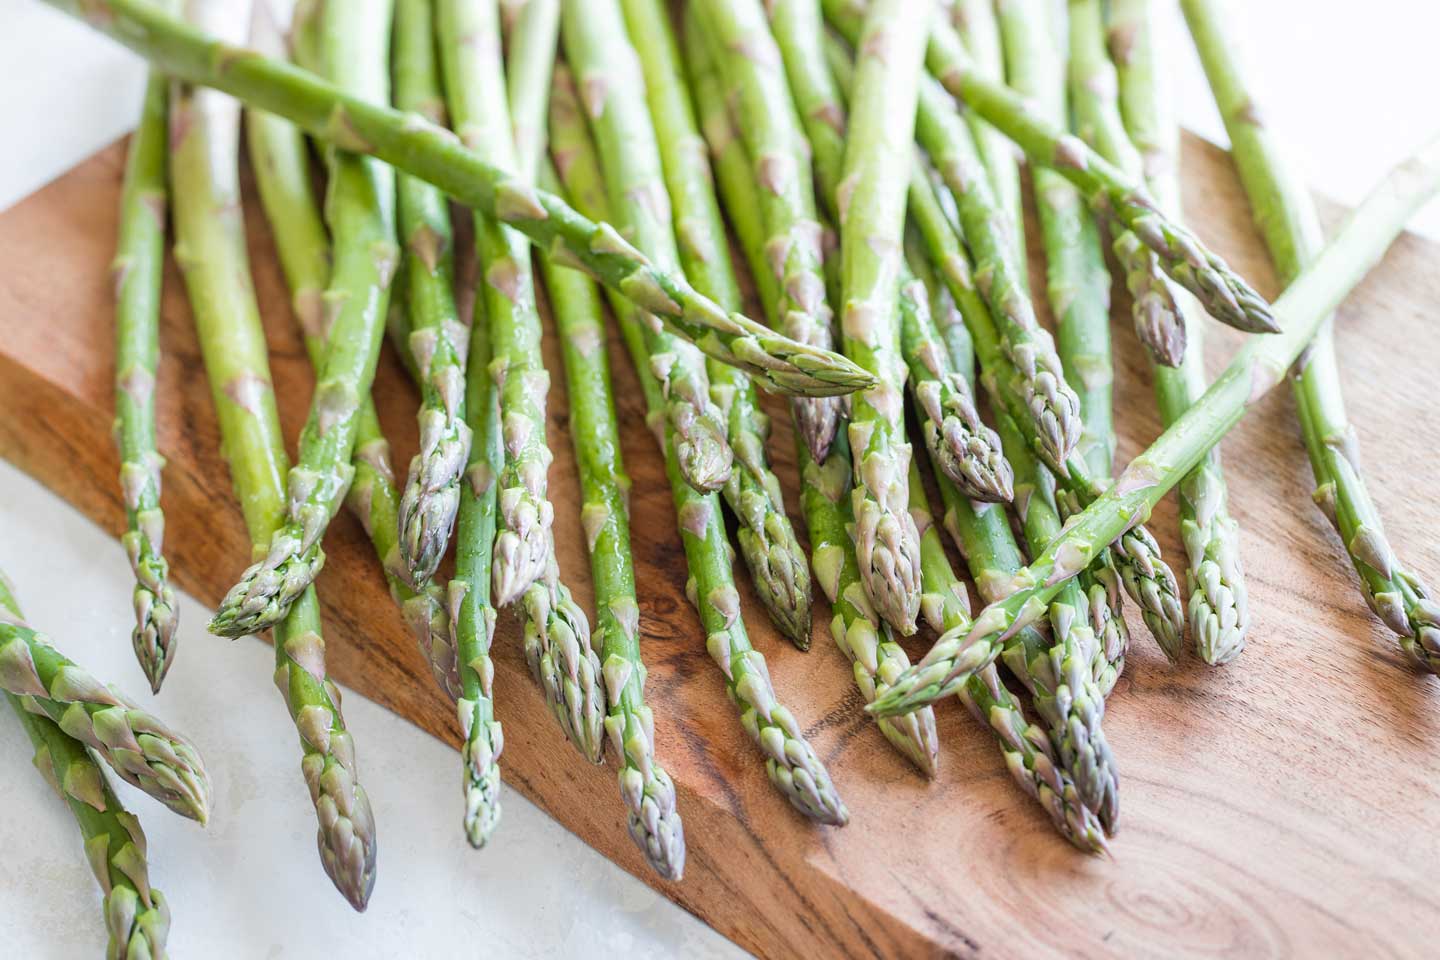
[1,132,1438,959]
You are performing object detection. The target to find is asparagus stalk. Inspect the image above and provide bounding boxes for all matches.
[1112,0,1249,665]
[773,9,1012,505]
[207,0,399,639]
[561,0,733,497]
[2,610,171,960]
[441,0,603,761]
[1067,0,1185,367]
[44,0,875,389]
[871,133,1440,716]
[820,0,1278,337]
[831,0,932,637]
[393,0,470,589]
[551,57,849,823]
[0,603,210,826]
[541,164,686,879]
[691,20,940,775]
[908,467,1108,852]
[1181,0,1439,671]
[246,1,460,699]
[504,0,559,181]
[947,0,1024,269]
[170,5,376,901]
[112,47,179,695]
[692,0,841,463]
[622,0,813,648]
[995,0,1116,478]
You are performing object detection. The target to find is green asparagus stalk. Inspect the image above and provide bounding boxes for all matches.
[1181,0,1438,671]
[541,164,686,878]
[46,0,874,385]
[1068,0,1185,367]
[909,466,1109,852]
[622,0,812,648]
[871,132,1440,716]
[995,0,1116,478]
[551,57,850,822]
[207,0,399,639]
[112,40,179,694]
[5,672,171,959]
[504,0,559,181]
[831,0,932,637]
[170,6,376,902]
[692,0,841,463]
[0,607,210,826]
[947,0,1024,269]
[1113,0,1249,665]
[441,0,603,762]
[561,0,734,497]
[691,19,940,775]
[246,1,460,699]
[393,0,470,589]
[821,0,1278,337]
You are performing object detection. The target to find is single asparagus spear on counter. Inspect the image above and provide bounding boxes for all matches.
[562,0,733,496]
[441,0,603,761]
[947,0,1024,269]
[820,0,1279,337]
[0,583,210,826]
[112,27,179,694]
[624,0,813,648]
[831,0,933,637]
[1069,0,1184,367]
[1181,0,1438,672]
[541,161,686,880]
[871,132,1440,716]
[1112,0,1248,665]
[246,0,459,699]
[170,2,375,903]
[692,0,841,463]
[207,0,400,639]
[908,465,1109,853]
[691,17,941,776]
[996,0,1116,478]
[393,0,471,589]
[551,56,849,823]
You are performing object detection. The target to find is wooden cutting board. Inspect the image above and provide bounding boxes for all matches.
[1,131,1437,958]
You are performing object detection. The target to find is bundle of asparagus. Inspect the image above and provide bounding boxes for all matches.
[15,0,1440,942]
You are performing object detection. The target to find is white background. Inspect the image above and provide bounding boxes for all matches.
[1,2,1437,957]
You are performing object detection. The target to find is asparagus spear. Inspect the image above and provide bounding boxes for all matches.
[830,0,932,637]
[692,0,841,463]
[995,0,1116,478]
[1181,0,1439,672]
[246,1,460,699]
[170,4,376,901]
[1067,0,1184,367]
[0,606,210,826]
[112,35,179,695]
[621,0,813,648]
[393,0,470,589]
[551,57,849,824]
[504,0,559,181]
[691,19,940,775]
[947,0,1024,269]
[820,0,1278,337]
[4,663,171,960]
[1112,0,1249,665]
[540,166,686,879]
[908,466,1109,852]
[207,0,399,639]
[871,133,1440,716]
[561,0,734,497]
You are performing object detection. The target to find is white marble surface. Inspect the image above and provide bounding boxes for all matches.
[1,1,1436,957]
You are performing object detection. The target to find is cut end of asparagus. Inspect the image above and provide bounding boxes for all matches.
[209,529,324,638]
